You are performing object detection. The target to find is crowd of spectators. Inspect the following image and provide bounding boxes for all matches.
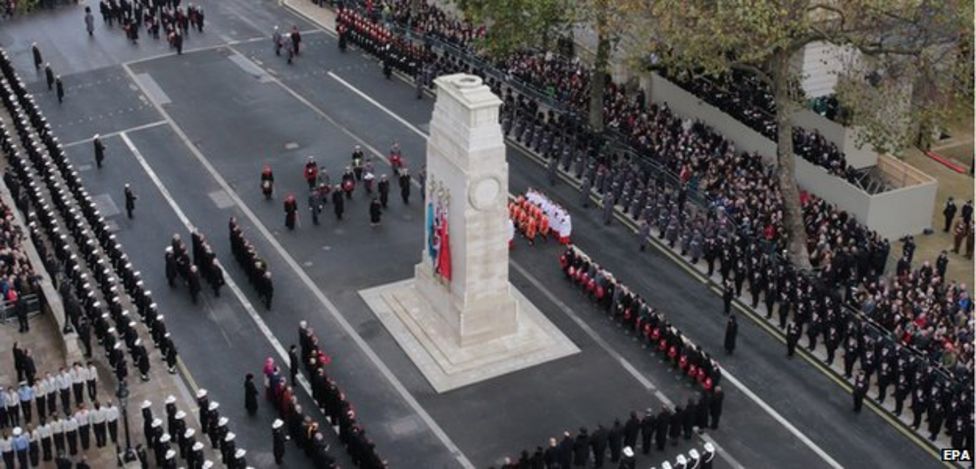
[0,197,39,320]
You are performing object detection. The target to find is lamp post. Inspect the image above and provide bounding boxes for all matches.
[115,380,136,463]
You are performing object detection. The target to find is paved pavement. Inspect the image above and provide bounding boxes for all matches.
[0,1,957,468]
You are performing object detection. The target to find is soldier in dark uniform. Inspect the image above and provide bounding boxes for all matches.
[32,43,43,70]
[654,408,669,451]
[639,409,654,455]
[877,361,894,403]
[709,386,724,429]
[722,278,733,315]
[45,63,55,90]
[824,326,839,365]
[398,169,411,205]
[668,405,682,445]
[260,271,273,309]
[187,265,201,304]
[590,424,607,468]
[331,184,345,220]
[607,419,623,462]
[377,175,390,208]
[572,428,589,467]
[93,135,105,169]
[202,257,222,297]
[852,371,868,413]
[124,184,137,218]
[723,314,737,354]
[893,375,911,416]
[272,418,286,464]
[55,76,64,103]
[134,339,150,381]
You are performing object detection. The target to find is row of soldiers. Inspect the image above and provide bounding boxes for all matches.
[141,390,246,469]
[229,217,273,309]
[498,408,718,469]
[335,7,430,78]
[3,45,184,390]
[298,321,385,468]
[0,65,172,388]
[97,0,205,36]
[164,231,225,303]
[560,247,723,395]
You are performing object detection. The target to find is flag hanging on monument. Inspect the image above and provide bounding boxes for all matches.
[426,201,436,261]
[437,211,452,282]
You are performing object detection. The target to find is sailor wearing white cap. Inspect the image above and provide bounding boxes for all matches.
[233,448,247,468]
[272,418,286,464]
[702,442,715,469]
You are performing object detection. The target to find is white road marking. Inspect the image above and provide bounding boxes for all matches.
[62,120,167,148]
[721,369,843,468]
[327,72,427,139]
[121,63,475,469]
[326,69,845,469]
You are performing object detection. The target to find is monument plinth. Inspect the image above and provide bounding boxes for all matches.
[360,74,578,393]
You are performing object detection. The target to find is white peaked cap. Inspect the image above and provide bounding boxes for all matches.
[622,447,633,458]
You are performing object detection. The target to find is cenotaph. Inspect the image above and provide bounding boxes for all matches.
[359,74,578,393]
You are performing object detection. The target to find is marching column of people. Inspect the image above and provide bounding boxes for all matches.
[140,389,250,469]
[228,218,273,309]
[163,229,225,304]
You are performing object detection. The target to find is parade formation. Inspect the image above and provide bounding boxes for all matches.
[0,0,970,468]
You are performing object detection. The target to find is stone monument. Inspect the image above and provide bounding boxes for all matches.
[360,74,578,393]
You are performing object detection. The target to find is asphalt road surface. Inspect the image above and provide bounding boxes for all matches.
[0,1,947,468]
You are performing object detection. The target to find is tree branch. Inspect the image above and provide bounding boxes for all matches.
[729,61,772,85]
